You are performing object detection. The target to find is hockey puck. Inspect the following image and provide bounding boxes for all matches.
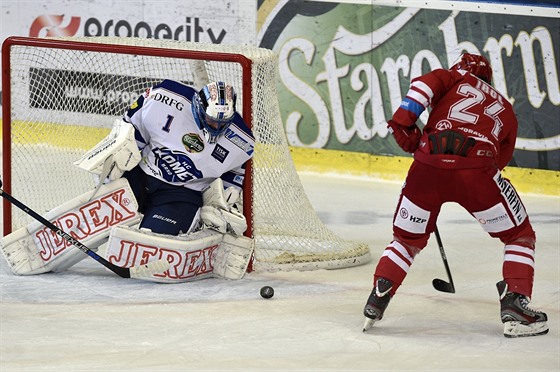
[260,286,274,299]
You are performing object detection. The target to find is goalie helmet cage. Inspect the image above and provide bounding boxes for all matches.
[1,36,371,272]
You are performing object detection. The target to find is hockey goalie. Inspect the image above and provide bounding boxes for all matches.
[0,80,256,282]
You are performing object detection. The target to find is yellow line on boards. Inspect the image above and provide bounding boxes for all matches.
[290,147,559,197]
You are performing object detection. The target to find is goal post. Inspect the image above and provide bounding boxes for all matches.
[1,36,371,272]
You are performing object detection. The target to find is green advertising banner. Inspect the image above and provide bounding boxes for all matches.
[258,2,559,171]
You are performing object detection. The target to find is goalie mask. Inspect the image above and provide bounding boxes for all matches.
[192,81,237,143]
[450,53,493,84]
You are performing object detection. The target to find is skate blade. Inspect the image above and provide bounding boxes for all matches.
[503,320,549,338]
[363,317,376,332]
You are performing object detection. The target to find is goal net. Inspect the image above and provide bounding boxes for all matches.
[1,36,371,272]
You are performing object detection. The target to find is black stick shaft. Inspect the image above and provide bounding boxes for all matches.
[435,226,455,289]
[0,187,131,278]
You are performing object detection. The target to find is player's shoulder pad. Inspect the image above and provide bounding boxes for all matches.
[153,79,197,102]
[230,113,254,140]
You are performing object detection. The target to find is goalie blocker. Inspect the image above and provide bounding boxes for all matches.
[74,118,141,182]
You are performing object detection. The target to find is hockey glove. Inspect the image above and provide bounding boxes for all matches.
[387,120,422,153]
[200,205,247,236]
[201,179,247,236]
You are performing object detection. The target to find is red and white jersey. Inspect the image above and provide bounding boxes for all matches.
[124,79,254,191]
[392,69,517,170]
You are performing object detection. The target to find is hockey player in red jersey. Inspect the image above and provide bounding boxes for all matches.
[363,53,548,338]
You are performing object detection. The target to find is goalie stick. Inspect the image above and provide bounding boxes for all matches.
[432,226,456,293]
[0,179,169,279]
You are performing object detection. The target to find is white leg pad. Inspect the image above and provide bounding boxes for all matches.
[1,227,51,275]
[212,234,254,280]
[102,226,253,282]
[0,178,141,275]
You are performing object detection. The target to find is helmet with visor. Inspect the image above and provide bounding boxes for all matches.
[193,81,236,143]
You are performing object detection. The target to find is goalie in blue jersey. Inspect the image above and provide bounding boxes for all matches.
[1,81,256,283]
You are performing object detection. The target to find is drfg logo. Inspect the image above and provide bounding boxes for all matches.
[29,15,226,43]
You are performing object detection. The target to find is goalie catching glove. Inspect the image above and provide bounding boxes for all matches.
[387,119,422,153]
[74,118,142,181]
[201,178,247,236]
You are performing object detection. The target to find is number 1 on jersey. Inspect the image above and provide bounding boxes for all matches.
[162,115,174,132]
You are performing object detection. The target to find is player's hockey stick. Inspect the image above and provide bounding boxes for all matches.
[0,179,169,279]
[432,226,455,293]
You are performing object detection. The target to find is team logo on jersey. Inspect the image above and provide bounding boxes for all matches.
[435,120,452,130]
[153,147,203,183]
[182,133,204,153]
[211,144,229,163]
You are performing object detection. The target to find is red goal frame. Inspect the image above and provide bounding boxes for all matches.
[1,36,254,237]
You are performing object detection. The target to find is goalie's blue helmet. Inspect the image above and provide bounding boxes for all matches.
[192,81,236,143]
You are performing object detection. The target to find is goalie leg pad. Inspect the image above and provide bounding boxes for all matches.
[103,226,224,283]
[102,226,254,282]
[212,234,254,280]
[0,178,142,275]
[1,227,51,275]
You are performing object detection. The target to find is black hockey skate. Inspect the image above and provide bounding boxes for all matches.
[496,280,549,338]
[362,278,393,332]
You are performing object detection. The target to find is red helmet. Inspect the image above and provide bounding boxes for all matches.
[450,53,492,83]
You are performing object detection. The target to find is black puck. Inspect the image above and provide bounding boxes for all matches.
[260,286,274,299]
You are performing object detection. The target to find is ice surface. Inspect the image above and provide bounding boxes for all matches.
[1,172,558,371]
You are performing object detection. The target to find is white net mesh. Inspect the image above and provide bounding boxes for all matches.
[2,36,371,271]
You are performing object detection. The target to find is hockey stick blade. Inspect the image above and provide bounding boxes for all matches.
[432,278,456,293]
[0,184,168,279]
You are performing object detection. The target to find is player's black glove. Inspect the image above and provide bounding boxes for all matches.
[387,120,421,153]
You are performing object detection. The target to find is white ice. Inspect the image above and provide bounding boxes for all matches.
[1,172,559,371]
